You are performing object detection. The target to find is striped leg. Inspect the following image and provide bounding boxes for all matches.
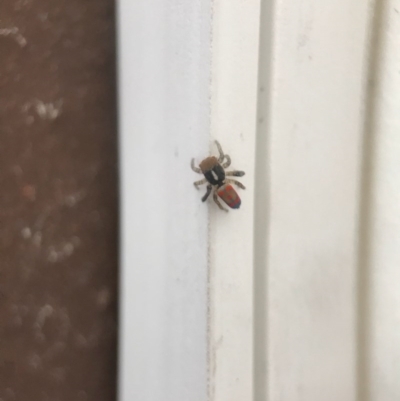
[225,170,245,177]
[191,158,202,174]
[213,188,228,212]
[193,178,208,189]
[226,179,246,190]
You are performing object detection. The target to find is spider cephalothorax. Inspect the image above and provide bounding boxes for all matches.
[191,141,245,212]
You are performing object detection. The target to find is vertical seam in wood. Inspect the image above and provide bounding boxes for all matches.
[357,1,388,400]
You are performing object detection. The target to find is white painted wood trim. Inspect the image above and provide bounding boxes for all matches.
[117,0,261,399]
[117,1,211,400]
[256,0,372,400]
[365,2,400,399]
[117,0,400,399]
[208,1,261,400]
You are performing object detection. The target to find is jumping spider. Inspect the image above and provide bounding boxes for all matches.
[191,141,245,212]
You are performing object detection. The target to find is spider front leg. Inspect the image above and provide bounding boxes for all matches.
[191,158,202,174]
[193,178,208,189]
[215,140,226,163]
[202,184,212,202]
[213,188,228,212]
[215,140,232,167]
[226,179,246,190]
[225,170,245,177]
[222,155,231,168]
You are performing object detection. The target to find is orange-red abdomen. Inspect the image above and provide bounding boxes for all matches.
[217,184,241,209]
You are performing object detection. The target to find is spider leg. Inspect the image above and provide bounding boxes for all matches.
[225,170,245,177]
[202,184,212,202]
[213,188,229,212]
[222,155,231,168]
[225,179,246,190]
[215,140,225,163]
[194,178,208,189]
[191,158,202,174]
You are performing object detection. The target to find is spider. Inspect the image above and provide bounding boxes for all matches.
[191,141,245,212]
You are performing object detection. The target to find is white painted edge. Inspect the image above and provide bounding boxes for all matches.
[258,0,372,400]
[117,1,211,400]
[208,1,261,400]
[366,2,400,399]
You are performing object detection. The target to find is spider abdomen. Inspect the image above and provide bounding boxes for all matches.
[217,184,241,209]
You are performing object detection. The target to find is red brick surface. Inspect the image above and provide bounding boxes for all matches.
[0,0,118,399]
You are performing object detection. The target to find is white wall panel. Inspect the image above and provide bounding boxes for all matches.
[117,1,211,400]
[256,0,372,400]
[118,0,400,400]
[208,1,260,400]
